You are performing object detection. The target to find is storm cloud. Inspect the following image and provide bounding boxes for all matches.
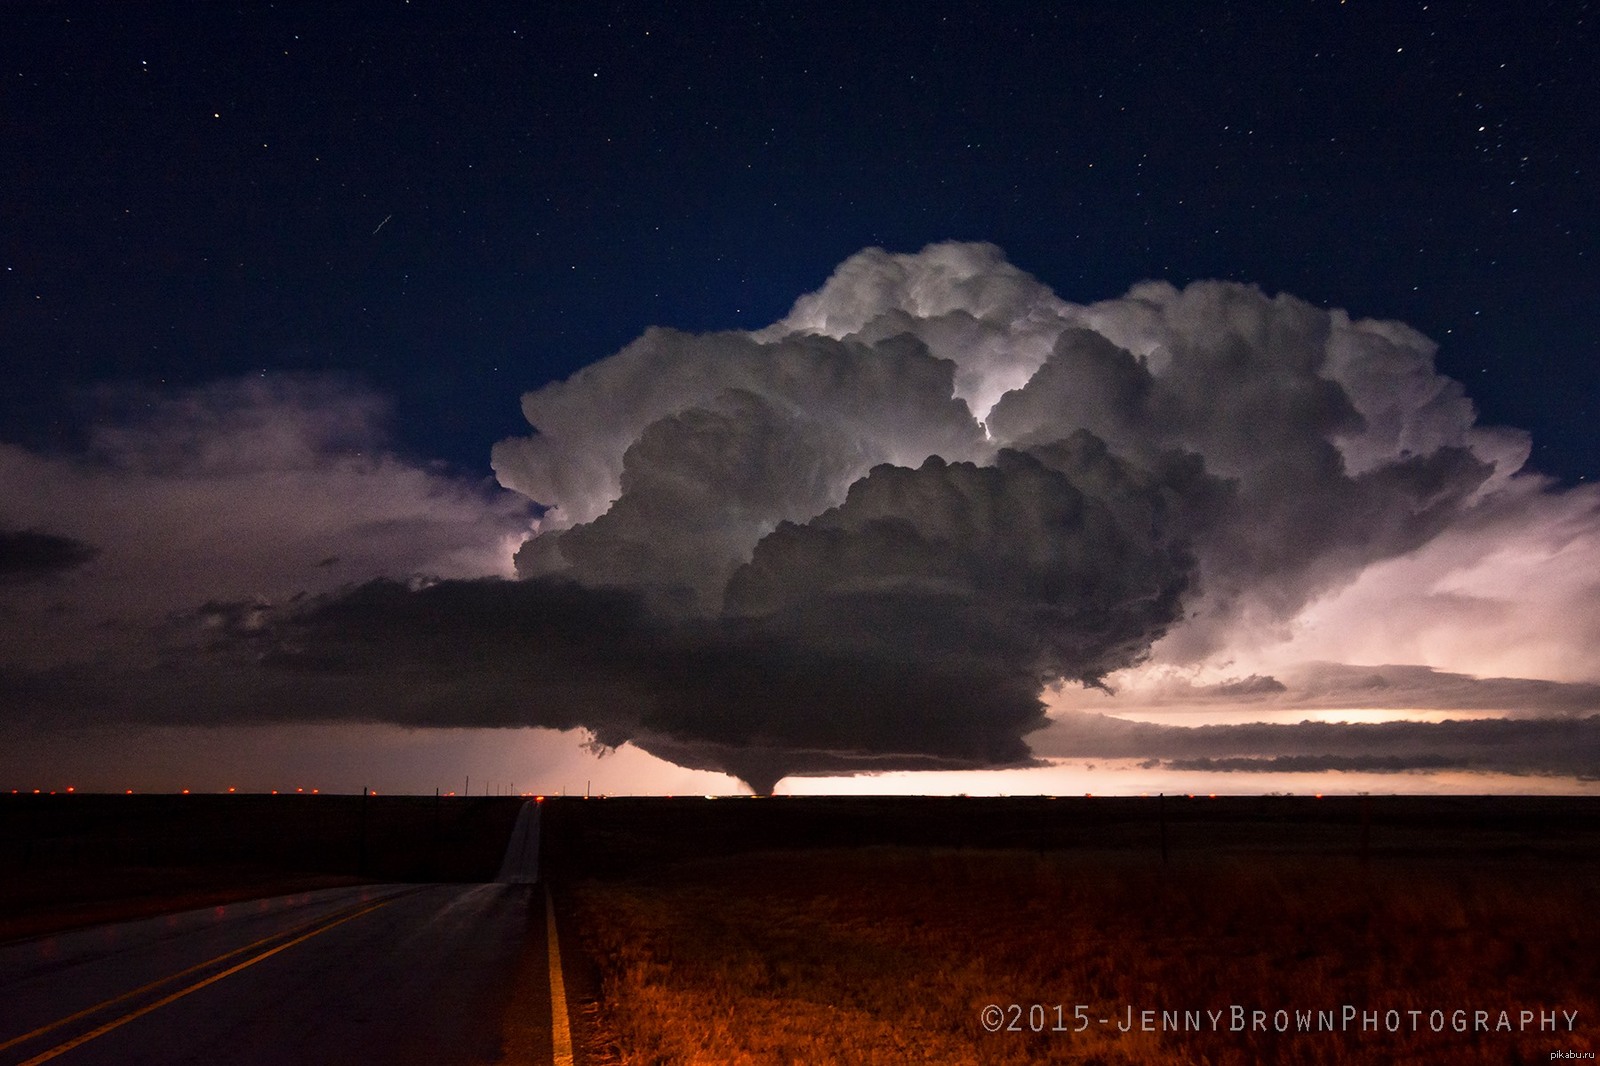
[1034,710,1600,780]
[6,244,1597,792]
[466,242,1555,787]
[0,375,533,675]
[0,529,97,581]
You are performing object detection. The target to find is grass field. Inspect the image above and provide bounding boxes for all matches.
[552,796,1600,1065]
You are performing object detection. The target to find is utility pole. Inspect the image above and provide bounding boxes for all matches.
[358,785,369,876]
[1159,792,1168,865]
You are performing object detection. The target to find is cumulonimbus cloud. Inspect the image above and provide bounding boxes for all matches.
[6,243,1596,792]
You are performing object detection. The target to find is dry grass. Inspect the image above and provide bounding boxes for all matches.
[569,847,1599,1064]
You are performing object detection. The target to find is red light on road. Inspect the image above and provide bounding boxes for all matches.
[227,787,236,793]
[296,787,304,793]
[66,786,75,793]
[535,795,544,802]
[271,789,278,794]
[125,789,133,795]
[182,789,190,795]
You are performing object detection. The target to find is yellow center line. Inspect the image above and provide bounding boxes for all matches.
[545,885,574,1066]
[14,898,396,1066]
[0,890,413,1055]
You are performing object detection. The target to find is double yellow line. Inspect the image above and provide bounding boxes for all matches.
[1,890,410,1065]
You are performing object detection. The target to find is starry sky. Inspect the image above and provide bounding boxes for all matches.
[5,0,1596,480]
[3,0,1598,796]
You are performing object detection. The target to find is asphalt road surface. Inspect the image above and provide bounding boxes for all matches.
[0,802,566,1066]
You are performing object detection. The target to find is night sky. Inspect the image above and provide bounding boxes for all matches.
[3,1,1598,795]
[6,0,1595,479]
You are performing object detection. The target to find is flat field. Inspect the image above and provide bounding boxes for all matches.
[0,793,525,940]
[546,795,1600,1065]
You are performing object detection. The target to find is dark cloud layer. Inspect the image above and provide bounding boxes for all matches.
[1039,711,1600,780]
[1165,754,1465,774]
[1061,662,1600,717]
[3,576,1052,796]
[0,529,97,581]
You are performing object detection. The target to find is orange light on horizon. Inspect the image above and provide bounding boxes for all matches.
[66,786,75,793]
[311,788,319,794]
[125,789,133,795]
[181,789,190,795]
[227,787,236,793]
[296,787,304,793]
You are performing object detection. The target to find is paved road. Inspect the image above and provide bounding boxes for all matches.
[0,802,565,1066]
[496,799,541,886]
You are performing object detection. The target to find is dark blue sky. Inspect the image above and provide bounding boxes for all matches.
[4,0,1595,481]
